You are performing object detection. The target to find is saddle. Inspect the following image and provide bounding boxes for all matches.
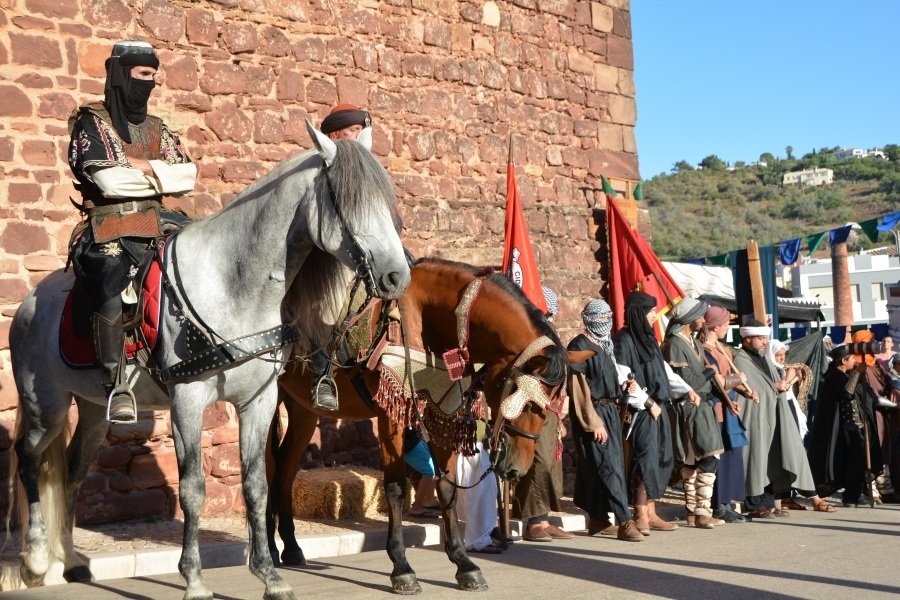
[59,247,164,368]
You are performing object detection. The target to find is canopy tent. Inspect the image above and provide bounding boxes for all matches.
[698,294,824,324]
[661,261,824,323]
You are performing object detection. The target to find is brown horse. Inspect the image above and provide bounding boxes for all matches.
[268,258,584,593]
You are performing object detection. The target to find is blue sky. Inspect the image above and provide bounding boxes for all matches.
[631,1,900,179]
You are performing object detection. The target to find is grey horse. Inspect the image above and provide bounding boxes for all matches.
[8,122,410,600]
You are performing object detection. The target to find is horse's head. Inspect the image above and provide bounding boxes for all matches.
[305,120,410,299]
[481,336,570,480]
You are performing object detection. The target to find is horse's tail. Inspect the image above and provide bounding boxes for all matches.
[4,404,71,569]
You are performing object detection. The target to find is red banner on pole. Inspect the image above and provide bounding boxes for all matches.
[502,161,548,314]
[605,194,684,337]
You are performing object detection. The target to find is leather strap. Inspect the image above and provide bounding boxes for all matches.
[158,324,299,384]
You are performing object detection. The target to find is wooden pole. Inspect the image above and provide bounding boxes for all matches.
[747,239,767,322]
[502,480,511,542]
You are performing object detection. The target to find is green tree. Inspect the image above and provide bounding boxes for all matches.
[672,160,694,173]
[759,152,775,165]
[699,154,726,170]
[785,145,794,160]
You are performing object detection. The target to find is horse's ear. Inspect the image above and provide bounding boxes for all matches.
[305,118,337,166]
[567,349,597,365]
[356,126,373,151]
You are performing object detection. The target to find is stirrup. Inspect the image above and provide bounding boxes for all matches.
[106,387,137,424]
[312,375,339,411]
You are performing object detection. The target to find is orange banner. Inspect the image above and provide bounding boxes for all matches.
[502,162,548,315]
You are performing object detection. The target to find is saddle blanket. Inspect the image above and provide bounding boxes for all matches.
[59,253,164,368]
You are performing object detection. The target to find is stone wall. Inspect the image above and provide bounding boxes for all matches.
[0,0,637,522]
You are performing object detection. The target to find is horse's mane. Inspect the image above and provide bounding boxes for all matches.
[286,140,401,345]
[416,258,567,387]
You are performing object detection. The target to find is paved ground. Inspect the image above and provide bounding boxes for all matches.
[2,496,898,599]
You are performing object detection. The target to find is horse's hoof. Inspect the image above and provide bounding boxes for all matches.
[281,548,307,567]
[457,570,489,592]
[63,564,93,583]
[263,584,297,600]
[20,564,45,588]
[391,572,422,595]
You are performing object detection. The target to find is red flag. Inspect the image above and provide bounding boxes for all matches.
[605,194,684,338]
[502,161,548,314]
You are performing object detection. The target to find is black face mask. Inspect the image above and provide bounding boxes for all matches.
[123,79,155,124]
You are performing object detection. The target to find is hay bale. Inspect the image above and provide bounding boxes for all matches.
[292,466,411,519]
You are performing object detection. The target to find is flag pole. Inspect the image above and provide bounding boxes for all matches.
[508,134,513,164]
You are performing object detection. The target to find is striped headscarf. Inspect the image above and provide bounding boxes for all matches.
[542,286,559,318]
[582,299,615,361]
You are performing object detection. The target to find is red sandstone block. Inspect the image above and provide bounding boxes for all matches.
[403,54,434,78]
[16,73,53,89]
[96,444,132,469]
[0,369,18,409]
[292,37,325,63]
[165,56,198,91]
[209,442,241,478]
[7,182,41,204]
[0,277,30,305]
[222,21,258,54]
[130,450,180,489]
[0,85,32,117]
[108,471,135,493]
[22,140,57,166]
[37,92,77,120]
[306,79,337,106]
[201,479,234,516]
[0,138,15,161]
[141,0,185,43]
[253,112,284,144]
[9,33,62,68]
[335,75,368,108]
[60,23,92,38]
[379,47,402,76]
[23,254,61,271]
[76,41,109,78]
[1,222,51,255]
[259,26,291,57]
[606,34,633,70]
[199,63,246,95]
[26,0,78,18]
[186,8,217,46]
[202,401,232,430]
[276,69,305,102]
[11,15,53,31]
[204,104,252,143]
[243,64,275,95]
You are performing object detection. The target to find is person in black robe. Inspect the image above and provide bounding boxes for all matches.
[612,291,684,534]
[567,299,643,542]
[808,344,883,506]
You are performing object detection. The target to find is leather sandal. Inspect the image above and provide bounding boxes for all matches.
[812,499,837,513]
[781,498,808,510]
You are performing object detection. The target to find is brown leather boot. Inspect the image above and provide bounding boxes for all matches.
[648,501,679,531]
[616,519,645,542]
[588,519,617,536]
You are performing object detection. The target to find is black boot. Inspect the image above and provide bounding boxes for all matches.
[93,299,136,424]
[310,348,338,411]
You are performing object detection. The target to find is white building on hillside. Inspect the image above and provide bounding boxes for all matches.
[789,251,900,330]
[833,147,886,160]
[783,167,833,187]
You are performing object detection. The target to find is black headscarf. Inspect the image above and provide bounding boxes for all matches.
[624,291,660,362]
[104,40,160,144]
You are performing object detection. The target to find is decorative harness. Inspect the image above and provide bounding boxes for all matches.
[403,275,563,488]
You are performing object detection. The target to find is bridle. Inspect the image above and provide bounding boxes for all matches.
[321,163,379,295]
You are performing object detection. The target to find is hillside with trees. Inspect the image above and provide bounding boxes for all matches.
[641,145,900,261]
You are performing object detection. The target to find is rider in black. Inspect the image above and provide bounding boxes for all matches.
[68,40,196,423]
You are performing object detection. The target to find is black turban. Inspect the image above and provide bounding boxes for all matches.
[320,104,371,134]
